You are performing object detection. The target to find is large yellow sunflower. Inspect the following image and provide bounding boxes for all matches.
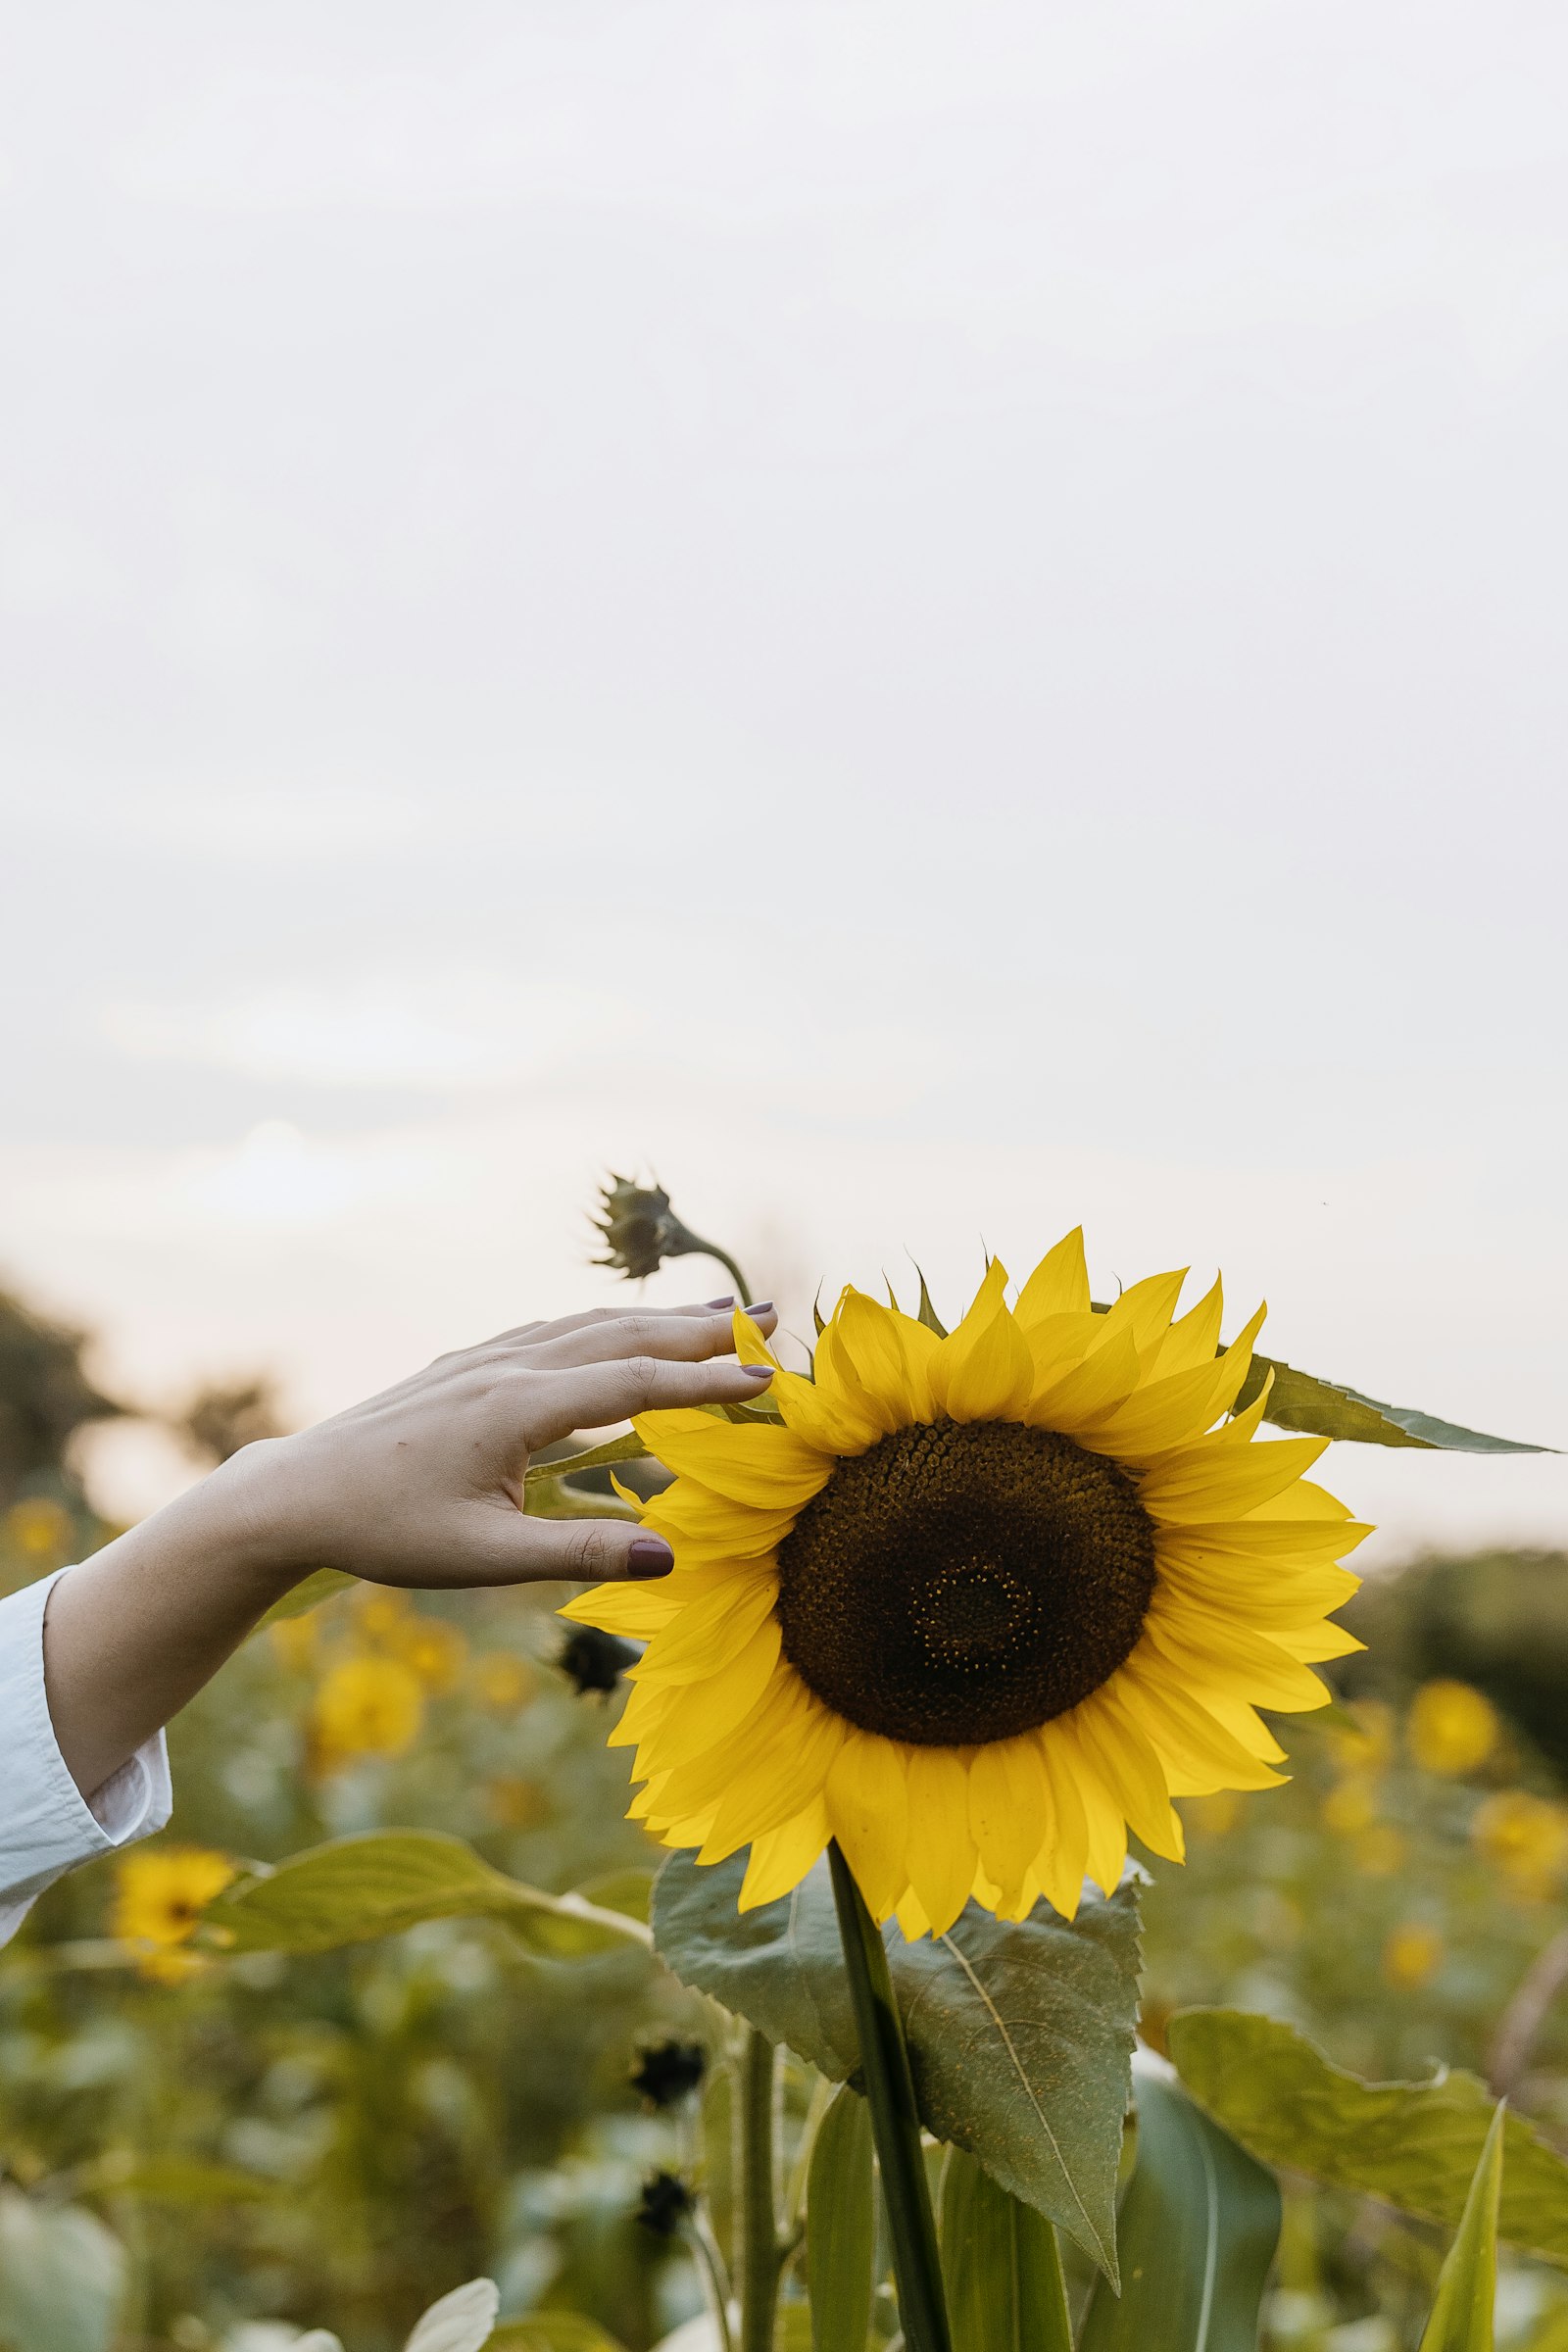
[563,1234,1369,1938]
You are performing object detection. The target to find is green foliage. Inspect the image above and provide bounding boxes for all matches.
[489,2321,629,2352]
[652,1848,1140,2274]
[0,2183,126,2352]
[1341,1548,1568,1775]
[1077,2072,1279,2352]
[1419,2103,1506,2352]
[209,1831,652,1959]
[1232,1355,1552,1452]
[0,1287,121,1511]
[805,2087,875,2352]
[1168,2010,1568,2264]
[938,2147,1072,2352]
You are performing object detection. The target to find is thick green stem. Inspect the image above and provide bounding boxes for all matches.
[737,2027,781,2352]
[828,1843,954,2352]
[679,1238,754,1307]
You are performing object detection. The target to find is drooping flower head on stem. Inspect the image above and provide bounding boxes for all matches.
[564,1232,1370,1938]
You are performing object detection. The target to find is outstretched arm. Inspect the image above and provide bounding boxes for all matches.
[42,1298,776,1800]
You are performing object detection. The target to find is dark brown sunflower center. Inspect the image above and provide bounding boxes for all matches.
[774,1418,1156,1745]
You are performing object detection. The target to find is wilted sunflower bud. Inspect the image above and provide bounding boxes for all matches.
[591,1174,748,1298]
[636,2170,695,2237]
[630,2038,707,2109]
[556,1626,640,1696]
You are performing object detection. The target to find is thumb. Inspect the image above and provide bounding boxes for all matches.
[496,1511,675,1587]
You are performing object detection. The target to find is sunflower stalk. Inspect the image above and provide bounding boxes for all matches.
[829,1844,955,2352]
[734,2027,785,2352]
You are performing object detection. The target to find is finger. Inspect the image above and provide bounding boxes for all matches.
[480,1510,678,1588]
[487,1298,753,1350]
[519,1353,776,1450]
[524,1302,778,1372]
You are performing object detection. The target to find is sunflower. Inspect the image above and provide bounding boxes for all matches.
[562,1234,1370,1938]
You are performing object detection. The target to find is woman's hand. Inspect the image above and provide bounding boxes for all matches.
[41,1298,776,1800]
[226,1298,779,1589]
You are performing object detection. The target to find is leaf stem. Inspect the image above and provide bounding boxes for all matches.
[828,1842,954,2352]
[737,2026,782,2352]
[685,2207,736,2352]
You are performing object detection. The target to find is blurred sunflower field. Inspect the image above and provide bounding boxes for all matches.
[3,1266,1568,2352]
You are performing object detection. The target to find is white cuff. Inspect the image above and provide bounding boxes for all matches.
[0,1566,172,1946]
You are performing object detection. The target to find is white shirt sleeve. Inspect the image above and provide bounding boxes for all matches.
[0,1567,172,1946]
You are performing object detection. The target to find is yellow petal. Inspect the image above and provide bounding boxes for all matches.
[1073,1691,1185,1864]
[1026,1323,1143,1433]
[814,1313,906,1438]
[1271,1619,1366,1663]
[634,1411,834,1510]
[739,1797,830,1909]
[1148,1275,1224,1378]
[1142,1597,1330,1714]
[1137,1434,1329,1523]
[930,1260,1035,1422]
[1115,1657,1287,1793]
[700,1689,848,1858]
[1245,1477,1355,1522]
[641,1483,799,1558]
[633,1573,778,1687]
[1156,1517,1371,1566]
[895,1887,933,1939]
[1014,1229,1091,1325]
[825,1731,911,1922]
[1043,1718,1126,1896]
[559,1585,682,1637]
[1032,1727,1091,1919]
[1096,1268,1189,1351]
[1079,1304,1267,1460]
[630,1624,783,1769]
[903,1747,978,1935]
[968,1735,1050,1908]
[837,1290,925,1421]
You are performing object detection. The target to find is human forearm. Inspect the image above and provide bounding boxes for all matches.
[41,1454,302,1800]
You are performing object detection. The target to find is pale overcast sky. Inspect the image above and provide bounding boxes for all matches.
[2,0,1565,1554]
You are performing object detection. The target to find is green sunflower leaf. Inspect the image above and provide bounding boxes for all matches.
[807,2085,877,2352]
[523,1430,651,1494]
[205,1831,653,1959]
[1077,2069,1281,2352]
[1168,2009,1568,2265]
[256,1568,355,1630]
[1419,2102,1506,2352]
[1233,1356,1553,1453]
[940,2147,1073,2352]
[652,1850,1140,2279]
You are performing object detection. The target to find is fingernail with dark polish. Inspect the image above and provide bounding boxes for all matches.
[706,1296,735,1310]
[628,1538,675,1579]
[748,1299,774,1315]
[742,1362,774,1381]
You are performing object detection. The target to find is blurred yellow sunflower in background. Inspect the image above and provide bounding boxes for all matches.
[113,1845,236,1982]
[564,1232,1370,1937]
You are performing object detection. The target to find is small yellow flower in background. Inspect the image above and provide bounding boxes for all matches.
[1322,1778,1379,1837]
[1186,1790,1242,1838]
[270,1613,319,1674]
[487,1775,550,1829]
[1407,1680,1499,1777]
[1354,1825,1405,1878]
[311,1655,424,1767]
[394,1618,467,1693]
[472,1653,536,1711]
[4,1496,74,1560]
[354,1587,415,1642]
[1381,1921,1445,1990]
[113,1847,235,1983]
[1473,1790,1568,1899]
